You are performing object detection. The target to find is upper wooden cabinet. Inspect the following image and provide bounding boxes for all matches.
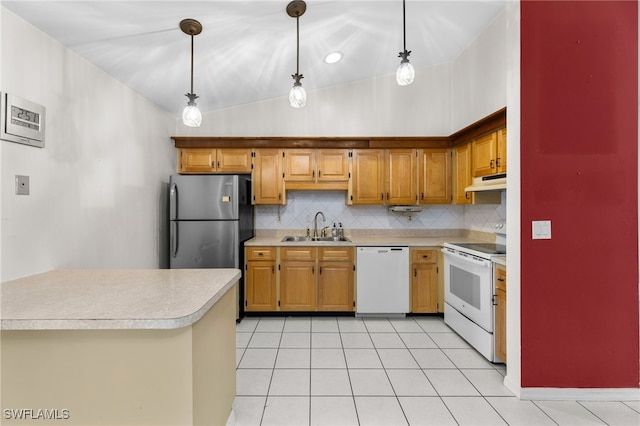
[350,149,417,205]
[418,149,451,204]
[453,143,473,204]
[252,149,285,205]
[178,148,252,174]
[283,149,349,190]
[472,128,507,177]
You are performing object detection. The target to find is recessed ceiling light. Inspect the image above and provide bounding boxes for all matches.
[324,51,342,64]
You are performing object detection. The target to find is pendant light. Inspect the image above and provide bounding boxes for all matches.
[287,0,307,108]
[396,0,415,86]
[180,19,203,127]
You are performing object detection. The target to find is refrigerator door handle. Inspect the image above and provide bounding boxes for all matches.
[169,183,178,220]
[170,222,178,258]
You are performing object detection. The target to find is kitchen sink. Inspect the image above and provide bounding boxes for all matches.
[281,236,351,242]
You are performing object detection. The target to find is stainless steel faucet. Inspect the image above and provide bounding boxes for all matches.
[313,211,326,238]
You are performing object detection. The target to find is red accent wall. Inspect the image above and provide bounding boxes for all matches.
[521,1,639,388]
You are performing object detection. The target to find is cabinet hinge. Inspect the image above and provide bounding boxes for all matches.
[245,300,247,307]
[251,151,255,158]
[353,301,355,307]
[353,264,355,271]
[245,264,248,270]
[348,152,353,158]
[350,195,353,201]
[348,172,351,178]
[437,266,439,273]
[278,264,281,270]
[282,152,285,157]
[278,300,281,306]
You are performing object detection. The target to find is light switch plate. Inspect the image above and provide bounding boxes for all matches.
[532,220,551,239]
[15,175,29,195]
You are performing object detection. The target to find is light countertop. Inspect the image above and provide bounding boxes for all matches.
[245,235,488,247]
[1,268,241,331]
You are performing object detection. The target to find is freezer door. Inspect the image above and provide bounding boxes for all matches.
[169,175,239,220]
[170,220,239,269]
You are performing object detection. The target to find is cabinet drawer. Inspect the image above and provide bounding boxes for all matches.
[246,247,276,261]
[411,249,438,264]
[319,247,354,262]
[496,266,506,291]
[280,247,316,261]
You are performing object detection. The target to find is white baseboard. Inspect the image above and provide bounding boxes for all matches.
[518,387,640,401]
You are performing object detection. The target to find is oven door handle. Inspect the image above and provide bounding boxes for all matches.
[442,248,492,267]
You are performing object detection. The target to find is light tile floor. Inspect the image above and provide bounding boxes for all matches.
[231,316,640,426]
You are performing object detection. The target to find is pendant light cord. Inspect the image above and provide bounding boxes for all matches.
[190,34,194,94]
[296,15,300,75]
[402,0,407,52]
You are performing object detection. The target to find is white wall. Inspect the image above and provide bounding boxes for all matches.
[0,9,176,281]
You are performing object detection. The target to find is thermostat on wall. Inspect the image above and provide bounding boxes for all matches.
[1,92,46,148]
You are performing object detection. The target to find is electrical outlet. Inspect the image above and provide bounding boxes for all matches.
[15,175,29,195]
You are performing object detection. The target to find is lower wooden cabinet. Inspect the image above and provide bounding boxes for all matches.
[318,247,355,311]
[245,247,277,311]
[410,248,439,313]
[494,264,507,363]
[280,247,317,311]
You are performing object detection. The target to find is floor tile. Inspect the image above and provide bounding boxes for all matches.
[398,396,457,425]
[238,348,278,369]
[377,348,420,369]
[311,396,359,426]
[311,317,339,332]
[279,332,311,348]
[429,331,472,348]
[311,348,346,368]
[236,369,273,396]
[443,348,494,368]
[231,396,266,426]
[236,332,252,348]
[461,369,514,396]
[236,317,259,332]
[443,396,507,425]
[363,318,395,332]
[341,332,374,348]
[414,317,452,332]
[399,332,438,349]
[255,318,286,332]
[410,349,456,369]
[311,332,342,348]
[486,396,557,425]
[387,369,437,396]
[580,401,640,425]
[349,369,394,396]
[533,400,606,425]
[283,317,311,332]
[389,318,423,332]
[344,348,383,369]
[424,369,480,396]
[268,369,310,396]
[247,332,282,348]
[275,348,311,369]
[623,400,640,412]
[310,369,352,396]
[261,396,310,426]
[354,396,409,425]
[370,332,406,348]
[337,317,367,332]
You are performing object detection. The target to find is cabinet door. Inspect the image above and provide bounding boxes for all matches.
[284,149,316,181]
[280,260,316,311]
[496,128,507,174]
[453,143,472,204]
[419,149,451,204]
[217,149,252,173]
[245,261,277,311]
[318,261,354,311]
[411,263,438,313]
[252,149,285,205]
[351,149,385,204]
[317,149,349,182]
[179,148,216,173]
[495,266,507,362]
[472,132,498,177]
[386,149,417,205]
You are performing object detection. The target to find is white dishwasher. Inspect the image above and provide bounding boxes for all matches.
[356,246,410,315]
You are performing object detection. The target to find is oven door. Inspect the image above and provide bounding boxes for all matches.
[442,247,494,332]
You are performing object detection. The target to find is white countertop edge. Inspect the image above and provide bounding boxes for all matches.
[1,270,241,331]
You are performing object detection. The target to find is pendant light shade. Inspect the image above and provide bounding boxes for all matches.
[287,1,307,108]
[180,19,203,127]
[396,0,415,86]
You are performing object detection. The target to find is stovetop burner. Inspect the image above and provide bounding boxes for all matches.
[449,243,506,255]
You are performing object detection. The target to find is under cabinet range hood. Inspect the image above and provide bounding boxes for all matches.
[465,173,506,192]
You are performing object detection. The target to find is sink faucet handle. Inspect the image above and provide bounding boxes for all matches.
[306,228,310,237]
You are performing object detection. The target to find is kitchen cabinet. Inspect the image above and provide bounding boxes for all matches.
[350,149,417,205]
[178,148,252,173]
[418,149,452,204]
[472,128,507,177]
[410,248,439,313]
[279,247,317,311]
[284,148,350,190]
[245,247,277,311]
[252,149,285,205]
[453,142,501,205]
[317,247,355,311]
[495,264,507,363]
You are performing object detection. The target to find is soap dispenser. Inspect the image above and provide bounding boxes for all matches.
[331,223,338,237]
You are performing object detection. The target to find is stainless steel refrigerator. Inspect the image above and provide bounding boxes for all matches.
[169,174,254,319]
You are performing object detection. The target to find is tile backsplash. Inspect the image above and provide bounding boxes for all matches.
[256,191,506,233]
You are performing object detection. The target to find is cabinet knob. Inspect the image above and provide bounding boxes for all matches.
[490,159,495,169]
[496,157,501,168]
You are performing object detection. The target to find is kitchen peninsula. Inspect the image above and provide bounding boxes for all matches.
[1,269,240,426]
